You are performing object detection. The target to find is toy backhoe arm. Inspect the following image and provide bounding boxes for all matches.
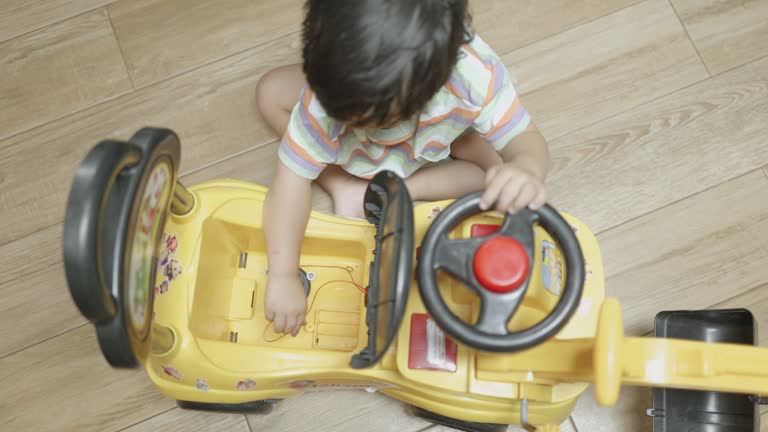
[484,299,768,406]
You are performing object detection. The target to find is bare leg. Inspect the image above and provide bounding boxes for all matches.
[405,160,487,202]
[255,64,306,135]
[450,130,503,171]
[314,166,369,219]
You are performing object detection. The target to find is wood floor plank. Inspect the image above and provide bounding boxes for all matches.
[0,325,174,432]
[246,390,430,432]
[0,0,113,43]
[546,55,768,233]
[599,170,768,335]
[0,225,85,358]
[0,32,301,246]
[121,408,249,432]
[0,8,132,142]
[671,0,768,75]
[571,386,651,432]
[108,0,302,88]
[502,0,709,140]
[471,0,642,55]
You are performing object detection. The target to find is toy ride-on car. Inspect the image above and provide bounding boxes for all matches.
[63,128,768,431]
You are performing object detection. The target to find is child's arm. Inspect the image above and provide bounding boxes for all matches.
[263,161,313,336]
[480,121,551,213]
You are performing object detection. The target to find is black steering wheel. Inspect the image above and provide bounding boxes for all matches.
[417,192,585,352]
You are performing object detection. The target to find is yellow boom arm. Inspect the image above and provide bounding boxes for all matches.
[484,299,768,406]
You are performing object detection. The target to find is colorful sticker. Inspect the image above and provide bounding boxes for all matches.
[154,233,182,295]
[585,260,593,279]
[236,378,257,391]
[161,365,183,380]
[127,163,172,337]
[195,378,209,392]
[427,206,442,220]
[541,240,563,295]
[570,224,579,234]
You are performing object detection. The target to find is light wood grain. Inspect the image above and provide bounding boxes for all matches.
[471,0,642,55]
[0,225,86,358]
[546,54,768,233]
[109,0,302,88]
[0,8,132,142]
[571,386,651,432]
[247,390,431,432]
[672,0,768,75]
[0,32,301,246]
[0,325,175,432]
[503,0,708,140]
[599,169,768,335]
[122,408,249,432]
[0,0,113,43]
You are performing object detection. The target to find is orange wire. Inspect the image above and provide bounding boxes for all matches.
[262,265,367,342]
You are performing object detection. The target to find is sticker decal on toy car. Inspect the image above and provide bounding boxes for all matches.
[408,314,457,372]
[161,365,183,380]
[427,206,442,220]
[195,378,209,392]
[541,240,563,296]
[236,378,257,390]
[127,162,172,337]
[154,233,182,295]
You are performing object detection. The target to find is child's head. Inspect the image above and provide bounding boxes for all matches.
[302,0,472,128]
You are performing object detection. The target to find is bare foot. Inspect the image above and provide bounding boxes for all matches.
[316,165,368,219]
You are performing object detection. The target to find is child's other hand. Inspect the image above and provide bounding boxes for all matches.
[479,163,547,214]
[265,273,308,336]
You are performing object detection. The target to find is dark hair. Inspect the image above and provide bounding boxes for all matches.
[302,0,473,127]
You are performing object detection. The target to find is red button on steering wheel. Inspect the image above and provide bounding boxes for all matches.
[473,237,530,293]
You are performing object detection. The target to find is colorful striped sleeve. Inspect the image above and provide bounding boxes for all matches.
[469,41,532,150]
[277,86,342,180]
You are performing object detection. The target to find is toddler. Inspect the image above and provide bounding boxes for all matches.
[255,0,550,336]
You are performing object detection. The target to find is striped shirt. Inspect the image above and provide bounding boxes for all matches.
[278,34,531,180]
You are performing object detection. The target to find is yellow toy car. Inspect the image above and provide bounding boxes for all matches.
[63,128,768,431]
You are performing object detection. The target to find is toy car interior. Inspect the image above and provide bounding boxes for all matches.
[63,127,768,432]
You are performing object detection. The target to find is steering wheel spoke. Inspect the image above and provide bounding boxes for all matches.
[499,209,538,244]
[434,236,484,288]
[475,292,524,335]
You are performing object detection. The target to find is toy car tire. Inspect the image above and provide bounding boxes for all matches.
[176,399,280,415]
[408,405,507,432]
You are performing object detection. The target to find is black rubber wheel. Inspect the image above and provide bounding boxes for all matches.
[409,405,508,432]
[177,399,279,415]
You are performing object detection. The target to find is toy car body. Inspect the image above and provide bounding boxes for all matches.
[63,128,768,431]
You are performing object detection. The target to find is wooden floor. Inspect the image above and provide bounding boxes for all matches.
[1,0,768,430]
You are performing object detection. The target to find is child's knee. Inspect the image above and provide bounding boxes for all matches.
[255,69,283,114]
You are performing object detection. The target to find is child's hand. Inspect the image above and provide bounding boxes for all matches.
[479,162,547,214]
[264,273,308,336]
